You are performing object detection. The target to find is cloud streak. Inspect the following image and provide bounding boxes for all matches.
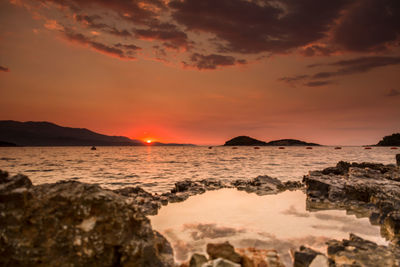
[185,53,246,70]
[280,56,400,87]
[64,29,139,60]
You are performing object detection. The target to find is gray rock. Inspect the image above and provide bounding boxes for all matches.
[327,234,400,266]
[0,172,174,266]
[303,161,400,245]
[293,246,322,267]
[232,175,303,196]
[189,253,208,267]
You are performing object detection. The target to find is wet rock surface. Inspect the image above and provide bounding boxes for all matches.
[233,175,303,195]
[294,234,400,267]
[185,242,284,267]
[0,170,174,266]
[303,161,400,245]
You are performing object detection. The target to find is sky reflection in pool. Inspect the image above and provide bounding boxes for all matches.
[150,189,386,266]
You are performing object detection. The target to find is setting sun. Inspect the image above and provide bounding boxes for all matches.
[146,140,152,144]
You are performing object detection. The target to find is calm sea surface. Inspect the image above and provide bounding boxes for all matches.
[0,146,398,193]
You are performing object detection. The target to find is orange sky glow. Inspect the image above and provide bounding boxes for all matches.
[0,0,399,145]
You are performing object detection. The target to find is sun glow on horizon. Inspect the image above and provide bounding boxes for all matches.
[146,140,152,144]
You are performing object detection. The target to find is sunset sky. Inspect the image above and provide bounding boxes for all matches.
[0,0,399,145]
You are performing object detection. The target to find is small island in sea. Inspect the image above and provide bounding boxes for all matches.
[224,135,321,146]
[376,133,400,146]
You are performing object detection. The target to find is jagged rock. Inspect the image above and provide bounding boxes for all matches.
[397,154,400,166]
[189,253,208,267]
[232,175,303,195]
[113,186,162,215]
[327,234,400,266]
[237,247,284,267]
[206,242,242,264]
[0,172,174,266]
[293,246,322,267]
[303,160,400,245]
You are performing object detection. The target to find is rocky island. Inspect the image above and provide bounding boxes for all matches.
[376,133,400,146]
[224,136,320,146]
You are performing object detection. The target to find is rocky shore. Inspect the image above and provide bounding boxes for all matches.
[1,154,400,266]
[0,170,174,266]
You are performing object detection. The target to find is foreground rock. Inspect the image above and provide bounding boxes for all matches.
[232,175,302,196]
[294,234,400,267]
[186,242,284,267]
[303,161,400,245]
[0,170,174,266]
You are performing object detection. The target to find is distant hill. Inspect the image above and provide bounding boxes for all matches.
[376,133,400,146]
[0,120,145,146]
[224,136,320,146]
[224,136,268,146]
[0,141,17,147]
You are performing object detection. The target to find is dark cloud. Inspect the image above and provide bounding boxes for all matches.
[303,80,334,87]
[0,66,10,72]
[107,28,132,37]
[300,45,335,57]
[64,30,138,59]
[333,0,400,52]
[115,43,141,51]
[280,56,400,87]
[17,0,400,70]
[311,56,400,79]
[75,14,107,29]
[134,23,190,49]
[186,53,246,70]
[279,75,309,83]
[169,0,350,54]
[386,88,400,97]
[46,0,166,25]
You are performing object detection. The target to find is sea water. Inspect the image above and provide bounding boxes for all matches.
[0,146,397,193]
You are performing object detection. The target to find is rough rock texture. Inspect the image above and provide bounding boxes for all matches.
[397,154,400,166]
[232,175,303,196]
[207,242,242,263]
[185,243,284,267]
[293,246,324,267]
[189,253,208,267]
[0,171,174,266]
[327,234,400,267]
[303,161,400,245]
[294,235,400,267]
